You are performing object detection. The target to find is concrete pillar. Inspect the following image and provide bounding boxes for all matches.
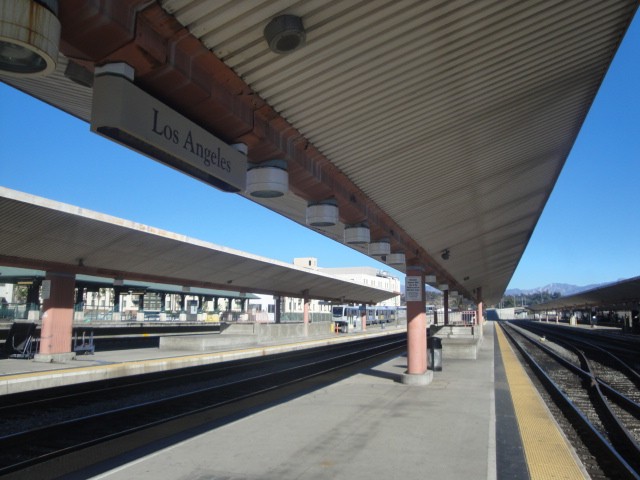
[35,272,76,363]
[361,303,367,331]
[275,295,282,324]
[303,290,310,337]
[476,287,483,338]
[443,289,450,326]
[631,305,639,334]
[74,286,85,310]
[401,266,432,386]
[25,278,42,319]
[214,296,219,311]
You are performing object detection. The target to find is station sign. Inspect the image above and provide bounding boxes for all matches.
[41,280,51,300]
[405,276,423,302]
[90,74,246,192]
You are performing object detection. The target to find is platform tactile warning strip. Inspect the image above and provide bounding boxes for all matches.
[495,324,588,479]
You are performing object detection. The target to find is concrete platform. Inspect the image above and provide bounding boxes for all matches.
[433,324,483,359]
[76,324,497,480]
[159,321,336,351]
[0,326,404,395]
[1,322,587,479]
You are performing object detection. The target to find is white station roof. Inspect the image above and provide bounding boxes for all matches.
[1,1,637,304]
[0,187,396,304]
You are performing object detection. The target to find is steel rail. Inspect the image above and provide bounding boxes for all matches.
[580,352,640,474]
[516,320,640,367]
[500,322,639,479]
[509,322,640,419]
[0,337,370,409]
[0,335,405,479]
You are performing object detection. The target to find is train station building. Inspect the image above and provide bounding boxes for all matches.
[0,2,638,477]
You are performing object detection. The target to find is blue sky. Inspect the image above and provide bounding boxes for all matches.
[507,15,640,289]
[1,15,638,293]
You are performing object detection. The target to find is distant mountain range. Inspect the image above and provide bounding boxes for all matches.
[399,281,614,298]
[506,282,606,297]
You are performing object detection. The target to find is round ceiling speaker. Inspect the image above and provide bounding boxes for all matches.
[264,15,306,54]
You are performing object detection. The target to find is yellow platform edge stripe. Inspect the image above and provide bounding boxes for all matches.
[495,324,588,480]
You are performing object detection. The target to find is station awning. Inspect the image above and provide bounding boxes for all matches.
[0,187,397,304]
[529,276,640,311]
[1,2,637,304]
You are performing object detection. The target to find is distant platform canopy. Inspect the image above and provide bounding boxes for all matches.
[0,187,397,305]
[529,276,640,311]
[0,266,259,301]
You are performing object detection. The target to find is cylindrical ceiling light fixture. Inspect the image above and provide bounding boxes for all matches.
[344,224,370,245]
[246,159,288,198]
[264,14,306,54]
[230,143,248,155]
[94,62,135,81]
[0,0,60,76]
[386,252,406,265]
[369,239,391,256]
[306,199,339,227]
[424,275,437,285]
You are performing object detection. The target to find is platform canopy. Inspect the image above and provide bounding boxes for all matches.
[0,266,260,301]
[0,188,396,304]
[529,276,640,311]
[1,1,637,304]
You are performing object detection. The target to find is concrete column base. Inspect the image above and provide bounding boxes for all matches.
[34,352,76,363]
[400,370,433,386]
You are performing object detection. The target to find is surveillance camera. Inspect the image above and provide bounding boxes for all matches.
[441,249,450,260]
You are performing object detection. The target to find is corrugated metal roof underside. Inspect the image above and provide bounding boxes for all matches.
[2,1,636,305]
[162,0,636,304]
[0,188,396,304]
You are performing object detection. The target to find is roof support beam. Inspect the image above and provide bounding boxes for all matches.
[56,1,470,300]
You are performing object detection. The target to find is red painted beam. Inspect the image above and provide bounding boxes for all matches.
[56,1,470,298]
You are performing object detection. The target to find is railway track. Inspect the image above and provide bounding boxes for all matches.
[0,323,224,353]
[0,333,405,479]
[501,322,640,479]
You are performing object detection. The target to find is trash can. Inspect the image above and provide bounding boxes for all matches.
[427,336,442,371]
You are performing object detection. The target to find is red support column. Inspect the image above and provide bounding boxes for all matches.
[35,272,76,363]
[401,266,432,386]
[361,303,367,331]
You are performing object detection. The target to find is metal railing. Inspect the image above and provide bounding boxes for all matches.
[1,305,362,326]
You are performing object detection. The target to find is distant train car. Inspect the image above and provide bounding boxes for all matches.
[332,305,400,332]
[368,305,398,325]
[332,305,362,332]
